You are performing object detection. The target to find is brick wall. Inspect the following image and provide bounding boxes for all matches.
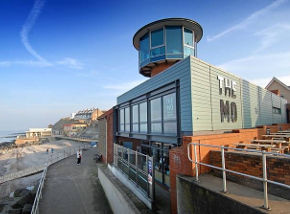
[97,108,114,164]
[169,123,290,214]
[98,119,107,162]
[106,110,114,164]
[210,151,290,185]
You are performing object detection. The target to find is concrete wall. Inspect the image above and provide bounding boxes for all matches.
[98,165,151,214]
[177,175,264,214]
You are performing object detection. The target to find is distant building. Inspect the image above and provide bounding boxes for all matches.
[265,77,290,122]
[63,123,87,137]
[70,113,76,119]
[74,108,105,121]
[25,128,52,138]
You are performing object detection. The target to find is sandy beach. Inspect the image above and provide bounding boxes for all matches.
[0,139,85,197]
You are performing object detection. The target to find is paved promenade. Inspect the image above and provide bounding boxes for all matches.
[39,147,113,214]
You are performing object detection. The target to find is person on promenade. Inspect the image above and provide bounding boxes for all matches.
[51,148,54,153]
[77,149,82,165]
[46,149,49,154]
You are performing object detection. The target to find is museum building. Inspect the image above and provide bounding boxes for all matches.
[114,18,287,188]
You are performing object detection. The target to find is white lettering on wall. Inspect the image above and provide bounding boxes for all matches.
[217,75,236,98]
[217,75,238,123]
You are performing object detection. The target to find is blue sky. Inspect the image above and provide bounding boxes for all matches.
[1,0,290,131]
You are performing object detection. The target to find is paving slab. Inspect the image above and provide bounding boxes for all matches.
[39,147,113,214]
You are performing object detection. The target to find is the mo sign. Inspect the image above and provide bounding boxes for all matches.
[217,75,237,123]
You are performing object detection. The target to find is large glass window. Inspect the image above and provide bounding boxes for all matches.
[163,93,177,134]
[166,26,182,55]
[151,29,164,47]
[184,46,195,57]
[140,102,147,132]
[184,28,193,46]
[150,46,165,58]
[119,109,124,132]
[139,33,150,63]
[132,105,139,132]
[118,93,176,135]
[125,107,130,132]
[151,98,162,133]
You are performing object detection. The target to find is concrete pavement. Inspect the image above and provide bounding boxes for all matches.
[39,147,113,214]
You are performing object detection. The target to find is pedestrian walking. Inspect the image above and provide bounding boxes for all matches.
[51,148,54,153]
[77,149,82,165]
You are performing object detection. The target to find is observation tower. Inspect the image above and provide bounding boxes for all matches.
[133,18,203,77]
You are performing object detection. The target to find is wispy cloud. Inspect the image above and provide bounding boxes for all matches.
[253,23,290,53]
[75,70,99,77]
[0,60,52,67]
[217,52,290,84]
[0,0,85,70]
[0,61,11,67]
[56,58,84,69]
[207,0,287,42]
[104,80,145,92]
[20,0,50,65]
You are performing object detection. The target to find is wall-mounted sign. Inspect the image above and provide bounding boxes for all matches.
[164,93,176,119]
[217,75,237,123]
[148,159,152,185]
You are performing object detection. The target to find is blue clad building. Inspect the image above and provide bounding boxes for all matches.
[114,18,287,188]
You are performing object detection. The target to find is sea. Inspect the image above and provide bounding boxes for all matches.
[0,130,26,144]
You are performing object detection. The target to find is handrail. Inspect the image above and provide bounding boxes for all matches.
[30,145,88,214]
[187,142,290,210]
[0,145,87,184]
[31,162,48,214]
[113,144,153,199]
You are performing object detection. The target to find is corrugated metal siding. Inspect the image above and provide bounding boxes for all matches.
[190,57,287,131]
[117,57,193,132]
[281,99,287,123]
[241,80,287,127]
[241,80,260,128]
[272,93,281,108]
[191,57,242,131]
[117,56,288,133]
[258,88,273,125]
[272,93,282,124]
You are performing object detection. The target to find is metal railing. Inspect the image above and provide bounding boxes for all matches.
[187,142,290,210]
[0,146,86,184]
[31,162,48,214]
[30,145,87,214]
[113,144,154,200]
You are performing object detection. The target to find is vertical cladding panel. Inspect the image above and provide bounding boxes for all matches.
[117,57,193,132]
[241,80,260,128]
[259,88,273,125]
[272,93,282,124]
[190,58,212,131]
[281,99,287,123]
[208,65,242,130]
[272,93,281,108]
